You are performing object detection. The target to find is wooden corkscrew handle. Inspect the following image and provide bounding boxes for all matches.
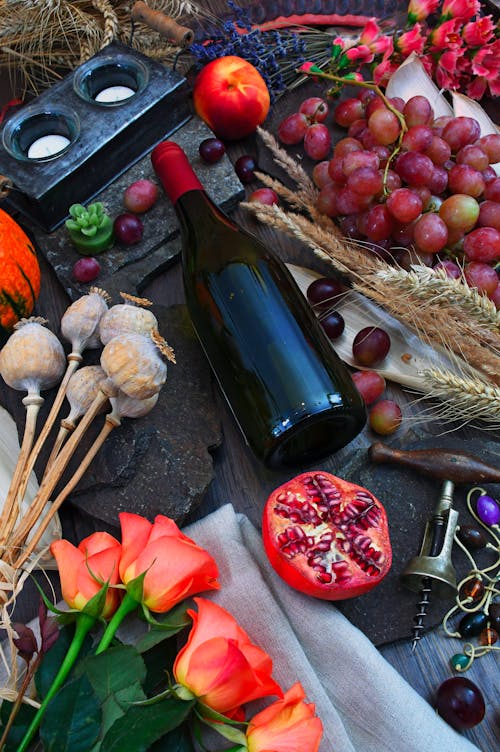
[368,442,500,484]
[131,1,194,47]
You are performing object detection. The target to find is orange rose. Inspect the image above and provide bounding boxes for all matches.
[173,597,282,716]
[50,531,122,619]
[246,682,323,752]
[118,513,219,612]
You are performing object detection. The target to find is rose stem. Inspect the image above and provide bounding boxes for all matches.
[0,394,44,548]
[3,381,117,561]
[14,412,121,570]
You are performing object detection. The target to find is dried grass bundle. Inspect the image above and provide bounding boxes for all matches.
[243,128,500,429]
[0,0,209,96]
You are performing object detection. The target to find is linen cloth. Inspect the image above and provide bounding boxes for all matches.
[184,503,480,752]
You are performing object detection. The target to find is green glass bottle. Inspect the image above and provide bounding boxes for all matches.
[152,141,366,469]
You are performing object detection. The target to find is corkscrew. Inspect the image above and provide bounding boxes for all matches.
[368,442,500,649]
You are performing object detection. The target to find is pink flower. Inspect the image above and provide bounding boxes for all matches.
[471,40,500,82]
[462,16,496,46]
[441,0,481,20]
[435,64,462,90]
[345,45,375,64]
[396,24,426,55]
[429,18,463,49]
[359,19,393,55]
[419,54,436,77]
[466,76,488,99]
[439,48,467,73]
[407,0,440,22]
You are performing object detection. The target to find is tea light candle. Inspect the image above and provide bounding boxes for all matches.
[94,85,135,103]
[27,134,71,159]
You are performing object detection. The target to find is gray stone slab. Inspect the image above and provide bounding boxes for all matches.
[25,116,244,302]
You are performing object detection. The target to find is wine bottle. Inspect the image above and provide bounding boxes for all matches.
[151,141,366,469]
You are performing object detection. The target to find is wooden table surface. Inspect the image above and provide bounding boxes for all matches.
[1,2,499,749]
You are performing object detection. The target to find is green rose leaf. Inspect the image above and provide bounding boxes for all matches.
[39,673,101,752]
[149,723,196,751]
[100,696,195,752]
[135,602,190,652]
[74,645,147,699]
[0,700,37,751]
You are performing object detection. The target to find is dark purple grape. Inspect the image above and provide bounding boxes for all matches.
[113,213,144,245]
[72,256,101,283]
[199,138,226,164]
[306,277,345,311]
[320,310,345,340]
[435,677,485,730]
[352,327,391,366]
[235,155,257,184]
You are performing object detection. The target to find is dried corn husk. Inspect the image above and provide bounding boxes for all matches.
[385,53,454,118]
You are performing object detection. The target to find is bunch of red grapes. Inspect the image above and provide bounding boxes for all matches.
[278,91,500,308]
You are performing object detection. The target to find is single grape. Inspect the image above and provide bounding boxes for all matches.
[401,125,433,152]
[342,150,379,176]
[432,115,454,135]
[463,226,500,262]
[477,133,500,163]
[464,261,499,295]
[427,165,448,196]
[365,96,386,118]
[364,204,393,241]
[348,119,368,140]
[442,117,481,152]
[478,200,500,231]
[306,277,345,310]
[388,96,405,113]
[352,370,386,405]
[383,169,402,194]
[482,166,497,183]
[456,144,489,171]
[435,678,485,730]
[198,138,226,164]
[369,399,402,435]
[299,97,329,123]
[368,107,401,145]
[328,156,347,184]
[336,186,371,215]
[403,95,433,126]
[396,247,434,270]
[317,183,340,217]
[334,137,363,159]
[394,151,434,186]
[448,164,485,198]
[369,144,391,168]
[235,155,257,183]
[72,256,101,283]
[319,310,345,340]
[386,188,423,223]
[413,213,448,253]
[312,161,332,188]
[347,166,383,197]
[248,188,279,206]
[424,135,452,165]
[277,112,308,145]
[484,177,500,202]
[113,213,144,245]
[439,194,480,233]
[334,97,364,127]
[304,123,332,160]
[434,258,462,279]
[123,179,159,213]
[489,283,500,309]
[352,326,391,366]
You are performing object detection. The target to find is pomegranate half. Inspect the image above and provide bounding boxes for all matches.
[262,471,392,600]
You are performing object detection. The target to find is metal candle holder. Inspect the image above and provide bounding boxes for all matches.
[0,42,191,231]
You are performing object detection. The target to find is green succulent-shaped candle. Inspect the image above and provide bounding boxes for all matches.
[65,202,114,254]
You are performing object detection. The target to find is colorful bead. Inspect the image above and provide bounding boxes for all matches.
[456,524,488,550]
[476,494,500,526]
[478,627,498,647]
[451,653,470,671]
[459,611,489,638]
[459,578,485,604]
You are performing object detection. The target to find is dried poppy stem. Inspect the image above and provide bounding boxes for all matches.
[0,394,44,549]
[3,381,118,561]
[15,412,121,570]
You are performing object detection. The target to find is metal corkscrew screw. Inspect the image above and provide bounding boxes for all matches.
[401,480,459,650]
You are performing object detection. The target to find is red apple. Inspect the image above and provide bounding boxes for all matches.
[192,56,270,141]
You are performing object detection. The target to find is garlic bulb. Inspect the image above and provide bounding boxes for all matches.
[100,330,173,400]
[99,292,158,345]
[0,318,66,394]
[61,286,110,352]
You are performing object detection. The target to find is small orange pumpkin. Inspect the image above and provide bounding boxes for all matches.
[0,208,41,335]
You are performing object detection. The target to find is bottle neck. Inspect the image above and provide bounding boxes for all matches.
[151,141,204,205]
